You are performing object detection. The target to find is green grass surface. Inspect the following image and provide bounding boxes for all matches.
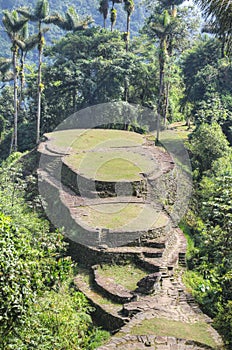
[65,150,155,181]
[78,268,122,307]
[129,317,217,348]
[46,129,144,153]
[97,264,148,291]
[45,129,83,151]
[168,121,194,141]
[46,129,156,181]
[78,203,168,230]
[71,129,144,150]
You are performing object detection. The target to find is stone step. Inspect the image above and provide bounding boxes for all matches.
[178,252,187,267]
[142,239,166,249]
[143,250,163,258]
[159,266,169,278]
[135,255,164,273]
[106,247,164,257]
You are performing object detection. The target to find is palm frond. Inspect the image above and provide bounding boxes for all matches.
[50,7,92,32]
[12,18,28,32]
[99,0,109,18]
[17,7,38,21]
[0,58,12,74]
[43,13,63,24]
[2,11,15,29]
[24,34,41,51]
[16,28,48,52]
[151,23,166,36]
[35,0,50,20]
[3,10,28,41]
[21,22,29,40]
[124,0,134,16]
[196,0,232,56]
[15,39,26,50]
[2,72,14,82]
[196,0,232,30]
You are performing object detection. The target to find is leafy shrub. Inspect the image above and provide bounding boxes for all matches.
[189,122,230,176]
[0,154,109,348]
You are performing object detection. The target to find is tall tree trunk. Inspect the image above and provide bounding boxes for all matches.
[123,13,131,102]
[164,80,170,127]
[19,50,25,112]
[111,1,115,32]
[12,47,18,152]
[104,17,106,29]
[36,22,43,144]
[73,88,76,112]
[157,41,165,142]
[221,33,225,58]
[124,77,129,103]
[126,14,130,52]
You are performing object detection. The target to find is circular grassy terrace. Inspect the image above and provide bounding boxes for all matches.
[45,128,157,182]
[77,202,169,231]
[64,150,155,181]
[45,129,144,154]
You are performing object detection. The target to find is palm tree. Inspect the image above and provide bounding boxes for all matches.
[16,30,45,109]
[110,7,117,31]
[99,0,109,29]
[123,0,134,51]
[44,8,91,113]
[17,0,54,144]
[196,0,232,56]
[46,7,92,32]
[148,10,175,137]
[161,0,185,17]
[161,1,185,124]
[195,0,232,30]
[2,10,28,152]
[109,1,124,31]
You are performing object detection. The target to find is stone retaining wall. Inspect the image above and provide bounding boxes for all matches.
[91,265,134,304]
[148,167,177,213]
[67,239,138,267]
[83,294,126,333]
[61,161,147,198]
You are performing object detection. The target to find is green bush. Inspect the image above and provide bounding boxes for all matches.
[189,122,230,176]
[0,155,109,349]
[214,301,232,348]
[3,281,109,350]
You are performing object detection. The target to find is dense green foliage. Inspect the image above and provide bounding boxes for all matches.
[0,154,108,348]
[183,126,232,347]
[41,28,159,129]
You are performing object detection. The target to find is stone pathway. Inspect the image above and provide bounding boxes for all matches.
[97,270,223,349]
[98,335,215,350]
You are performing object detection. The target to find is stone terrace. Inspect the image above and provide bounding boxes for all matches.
[38,129,224,350]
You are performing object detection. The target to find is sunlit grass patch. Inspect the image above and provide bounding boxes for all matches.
[97,264,148,291]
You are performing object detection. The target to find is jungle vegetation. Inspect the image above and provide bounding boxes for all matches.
[0,0,231,348]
